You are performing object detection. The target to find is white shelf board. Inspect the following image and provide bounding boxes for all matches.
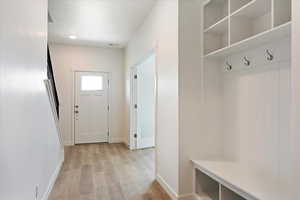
[231,0,271,18]
[204,22,291,59]
[204,17,228,34]
[192,160,290,200]
[230,0,252,14]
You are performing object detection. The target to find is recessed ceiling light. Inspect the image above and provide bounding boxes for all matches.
[69,35,77,40]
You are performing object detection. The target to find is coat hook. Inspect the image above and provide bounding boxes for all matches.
[266,49,274,61]
[225,62,232,71]
[243,56,250,66]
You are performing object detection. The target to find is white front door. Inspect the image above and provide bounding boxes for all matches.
[74,72,109,144]
[136,54,156,149]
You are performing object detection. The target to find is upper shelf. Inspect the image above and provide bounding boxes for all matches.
[192,160,291,200]
[231,0,271,18]
[203,0,291,59]
[204,0,228,30]
[204,16,228,33]
[204,22,291,59]
[230,0,252,14]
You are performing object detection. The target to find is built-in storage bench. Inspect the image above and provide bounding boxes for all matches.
[195,168,219,200]
[221,185,246,200]
[194,0,294,199]
[192,160,291,200]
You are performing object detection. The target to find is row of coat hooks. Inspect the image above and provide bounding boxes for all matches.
[225,49,274,71]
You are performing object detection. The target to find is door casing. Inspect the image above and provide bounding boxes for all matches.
[130,50,157,150]
[71,70,110,145]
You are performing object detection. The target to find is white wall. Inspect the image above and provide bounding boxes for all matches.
[0,0,63,199]
[291,0,300,198]
[178,0,208,196]
[125,0,179,197]
[49,44,125,145]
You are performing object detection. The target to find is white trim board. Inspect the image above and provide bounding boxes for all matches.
[178,194,200,200]
[63,141,74,146]
[129,49,157,150]
[109,137,124,144]
[41,155,64,200]
[156,175,199,200]
[156,174,178,200]
[44,80,64,148]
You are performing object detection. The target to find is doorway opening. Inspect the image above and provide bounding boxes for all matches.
[130,53,156,150]
[73,71,110,144]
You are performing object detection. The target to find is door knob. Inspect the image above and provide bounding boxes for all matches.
[75,110,79,114]
[75,105,79,108]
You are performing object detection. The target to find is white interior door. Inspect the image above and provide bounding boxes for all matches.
[136,54,156,149]
[74,72,109,144]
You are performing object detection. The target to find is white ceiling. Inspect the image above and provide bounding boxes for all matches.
[48,0,156,48]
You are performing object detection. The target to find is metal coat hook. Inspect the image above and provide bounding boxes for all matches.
[225,62,232,71]
[243,56,250,66]
[266,49,274,61]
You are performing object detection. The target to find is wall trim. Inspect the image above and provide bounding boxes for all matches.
[64,141,74,146]
[109,137,124,144]
[156,174,199,200]
[178,193,200,200]
[156,174,178,200]
[41,156,64,200]
[64,139,127,146]
[129,50,157,151]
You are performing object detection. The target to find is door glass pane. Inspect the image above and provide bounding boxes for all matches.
[81,75,103,91]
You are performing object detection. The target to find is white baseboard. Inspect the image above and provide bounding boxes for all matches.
[178,193,200,200]
[156,175,199,200]
[64,139,126,145]
[41,157,64,200]
[109,137,124,144]
[156,174,178,200]
[64,141,74,146]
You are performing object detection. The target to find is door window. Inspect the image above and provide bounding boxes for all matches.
[81,75,103,91]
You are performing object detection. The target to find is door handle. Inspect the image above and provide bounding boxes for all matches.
[75,105,79,108]
[75,110,79,114]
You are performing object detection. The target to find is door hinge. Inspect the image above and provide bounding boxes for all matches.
[134,74,137,79]
[107,105,110,110]
[134,104,137,109]
[108,131,110,136]
[134,133,137,138]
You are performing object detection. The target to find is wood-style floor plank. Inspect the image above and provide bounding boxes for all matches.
[49,143,171,200]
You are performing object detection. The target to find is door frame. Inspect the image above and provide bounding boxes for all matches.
[129,50,158,150]
[71,69,111,145]
[130,66,138,149]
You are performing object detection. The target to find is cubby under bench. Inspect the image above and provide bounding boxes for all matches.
[192,160,291,200]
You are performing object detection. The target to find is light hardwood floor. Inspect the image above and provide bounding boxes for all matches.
[49,143,171,200]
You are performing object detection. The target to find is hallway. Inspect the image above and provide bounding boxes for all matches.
[49,144,170,200]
